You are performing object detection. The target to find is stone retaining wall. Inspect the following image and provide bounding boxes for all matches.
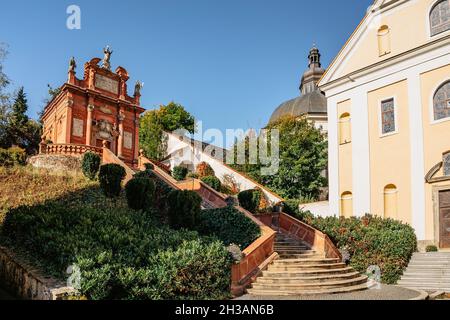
[28,154,82,173]
[0,246,76,300]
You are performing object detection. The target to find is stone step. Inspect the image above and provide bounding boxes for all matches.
[262,266,355,278]
[268,262,347,272]
[247,282,370,296]
[397,284,450,291]
[402,273,450,278]
[273,258,341,265]
[275,248,311,252]
[274,245,309,249]
[256,271,361,284]
[398,280,450,286]
[250,275,368,291]
[278,253,322,259]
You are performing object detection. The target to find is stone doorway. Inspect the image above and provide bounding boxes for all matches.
[439,189,450,248]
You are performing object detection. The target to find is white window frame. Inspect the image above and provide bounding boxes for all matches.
[426,0,450,40]
[378,96,399,137]
[429,77,450,125]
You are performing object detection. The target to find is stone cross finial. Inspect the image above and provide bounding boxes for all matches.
[101,46,113,70]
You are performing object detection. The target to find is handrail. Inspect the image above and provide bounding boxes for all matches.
[266,212,342,260]
[230,206,276,296]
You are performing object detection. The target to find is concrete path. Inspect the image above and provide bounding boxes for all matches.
[237,284,424,300]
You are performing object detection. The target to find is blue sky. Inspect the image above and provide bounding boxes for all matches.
[0,0,372,146]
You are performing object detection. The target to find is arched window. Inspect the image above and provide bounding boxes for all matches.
[430,0,450,36]
[433,81,450,121]
[383,184,398,219]
[377,25,391,56]
[444,152,450,176]
[339,113,351,145]
[340,191,353,218]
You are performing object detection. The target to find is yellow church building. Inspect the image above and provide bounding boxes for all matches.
[318,0,450,248]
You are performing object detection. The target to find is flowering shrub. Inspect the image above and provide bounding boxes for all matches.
[196,162,215,178]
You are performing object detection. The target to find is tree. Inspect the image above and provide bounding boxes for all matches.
[139,110,167,161]
[159,102,196,134]
[5,88,41,154]
[0,44,10,148]
[139,102,195,160]
[231,115,327,200]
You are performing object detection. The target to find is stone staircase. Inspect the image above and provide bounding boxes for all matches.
[398,252,450,292]
[247,232,370,296]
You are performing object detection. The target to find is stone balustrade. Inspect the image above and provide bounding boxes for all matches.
[40,143,103,157]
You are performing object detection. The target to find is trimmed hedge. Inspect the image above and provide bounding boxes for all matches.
[297,213,417,284]
[172,166,188,181]
[197,206,261,249]
[0,147,27,167]
[238,189,261,213]
[98,164,126,197]
[201,176,221,192]
[81,152,101,180]
[167,190,202,230]
[1,202,232,300]
[125,177,155,211]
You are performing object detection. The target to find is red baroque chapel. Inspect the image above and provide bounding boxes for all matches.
[40,47,146,166]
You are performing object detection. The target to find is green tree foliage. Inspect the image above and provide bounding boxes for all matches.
[139,110,167,161]
[231,115,327,200]
[139,102,195,161]
[0,46,11,148]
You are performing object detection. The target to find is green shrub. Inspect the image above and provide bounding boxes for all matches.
[201,175,221,192]
[81,152,101,180]
[0,147,27,167]
[197,206,261,249]
[172,166,188,181]
[98,164,126,197]
[1,203,231,300]
[144,163,154,171]
[283,199,314,221]
[238,189,261,213]
[187,172,199,179]
[125,177,155,211]
[426,245,438,252]
[167,190,202,230]
[300,214,417,284]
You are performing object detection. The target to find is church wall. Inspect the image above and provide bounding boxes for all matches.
[420,64,450,241]
[340,0,445,77]
[337,99,353,217]
[367,80,412,224]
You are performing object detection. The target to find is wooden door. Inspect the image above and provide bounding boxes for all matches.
[439,190,450,248]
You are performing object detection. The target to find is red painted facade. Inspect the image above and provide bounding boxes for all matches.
[41,55,145,166]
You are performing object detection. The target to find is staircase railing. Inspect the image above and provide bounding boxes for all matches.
[259,212,342,261]
[231,206,276,296]
[40,143,103,157]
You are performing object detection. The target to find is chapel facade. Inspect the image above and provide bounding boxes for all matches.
[40,48,145,166]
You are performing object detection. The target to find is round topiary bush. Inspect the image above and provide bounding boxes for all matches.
[201,175,221,192]
[167,190,202,230]
[426,245,438,252]
[197,206,261,249]
[125,177,155,211]
[237,189,261,213]
[196,162,215,178]
[187,172,199,179]
[144,163,154,171]
[98,164,126,197]
[81,152,101,180]
[172,166,188,181]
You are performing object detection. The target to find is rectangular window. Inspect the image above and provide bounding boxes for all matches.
[381,98,396,135]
